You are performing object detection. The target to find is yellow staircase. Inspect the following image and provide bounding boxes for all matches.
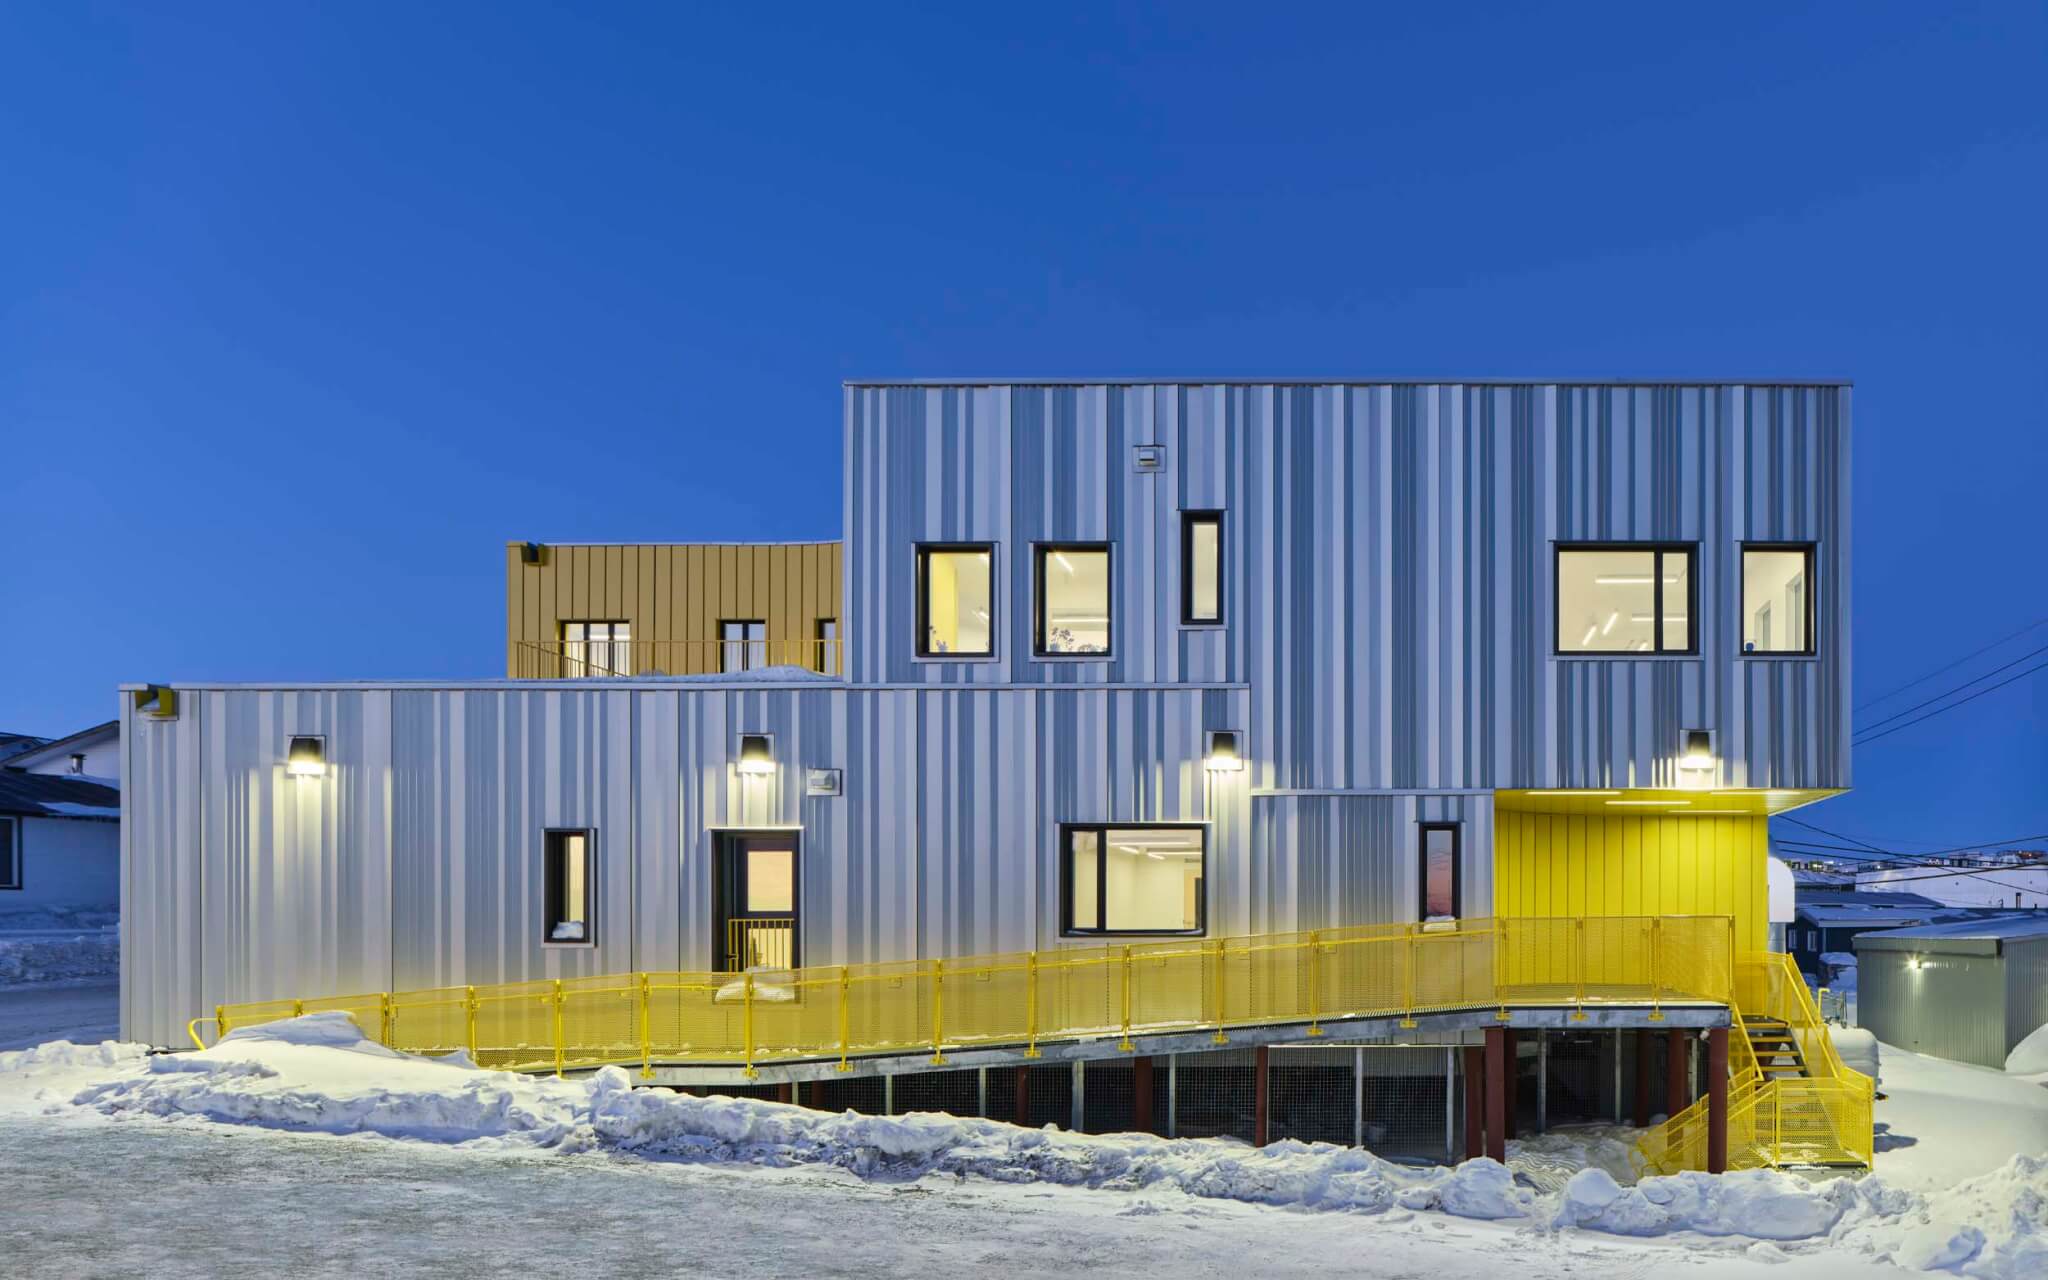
[1636,952,1874,1174]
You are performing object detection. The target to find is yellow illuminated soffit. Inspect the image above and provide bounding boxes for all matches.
[1494,787,1845,816]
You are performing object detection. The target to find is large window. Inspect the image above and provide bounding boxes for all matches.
[1554,544,1696,654]
[1062,824,1205,936]
[542,830,593,944]
[1182,512,1223,625]
[916,544,994,657]
[0,816,18,890]
[1034,544,1111,656]
[1419,823,1460,921]
[1742,544,1815,655]
[719,619,767,672]
[562,621,630,676]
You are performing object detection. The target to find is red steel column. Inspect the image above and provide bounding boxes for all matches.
[1501,1028,1518,1141]
[1666,1029,1688,1119]
[775,1082,793,1105]
[1484,1027,1507,1163]
[1634,1030,1654,1128]
[1463,1045,1485,1159]
[1132,1056,1155,1135]
[1014,1065,1031,1126]
[807,1080,827,1109]
[1254,1046,1271,1147]
[1707,1027,1729,1174]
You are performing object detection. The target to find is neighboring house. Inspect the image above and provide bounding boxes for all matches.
[122,379,1860,1172]
[1857,855,2048,910]
[0,757,120,925]
[1857,915,2048,1068]
[1788,889,1952,980]
[5,720,120,785]
[0,732,51,764]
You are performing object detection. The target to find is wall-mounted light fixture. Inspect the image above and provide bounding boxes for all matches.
[738,733,776,776]
[133,685,178,720]
[286,735,327,779]
[1678,729,1715,772]
[1205,730,1243,772]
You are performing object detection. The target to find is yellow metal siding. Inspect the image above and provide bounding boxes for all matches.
[504,542,843,676]
[1493,810,1769,952]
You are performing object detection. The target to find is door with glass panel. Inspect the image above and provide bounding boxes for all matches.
[714,833,799,971]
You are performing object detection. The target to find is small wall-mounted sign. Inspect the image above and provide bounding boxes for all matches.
[1133,444,1165,474]
[806,768,843,797]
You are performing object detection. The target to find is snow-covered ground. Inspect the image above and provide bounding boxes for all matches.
[3,1014,2046,1277]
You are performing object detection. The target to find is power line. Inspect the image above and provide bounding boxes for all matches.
[1797,860,2048,894]
[1775,817,2048,860]
[1774,816,2048,896]
[1852,639,2048,738]
[1853,615,2048,713]
[1853,655,2048,747]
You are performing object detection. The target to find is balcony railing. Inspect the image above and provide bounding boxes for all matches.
[511,638,844,679]
[725,917,795,972]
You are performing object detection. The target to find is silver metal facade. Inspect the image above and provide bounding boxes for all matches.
[844,382,1850,790]
[1858,937,2048,1069]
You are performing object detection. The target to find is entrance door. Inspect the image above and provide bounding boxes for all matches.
[714,832,799,971]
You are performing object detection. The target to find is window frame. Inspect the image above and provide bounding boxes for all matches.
[1058,822,1208,938]
[1739,542,1817,658]
[0,815,19,891]
[560,620,631,676]
[1552,542,1699,657]
[1180,511,1224,627]
[914,542,997,659]
[1032,542,1114,659]
[541,828,596,948]
[1417,822,1461,922]
[814,617,839,674]
[718,618,768,672]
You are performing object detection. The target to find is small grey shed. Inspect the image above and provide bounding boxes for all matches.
[1855,914,2048,1069]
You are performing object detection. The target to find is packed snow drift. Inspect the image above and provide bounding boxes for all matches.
[0,927,119,985]
[3,1012,2048,1275]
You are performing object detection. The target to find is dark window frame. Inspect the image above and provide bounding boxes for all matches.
[1032,542,1114,659]
[1552,542,1699,656]
[914,542,997,659]
[718,618,768,672]
[559,619,632,676]
[1418,822,1461,921]
[1739,542,1818,658]
[0,815,19,890]
[541,828,595,947]
[712,830,802,972]
[1180,511,1225,626]
[1058,822,1208,938]
[814,617,839,674]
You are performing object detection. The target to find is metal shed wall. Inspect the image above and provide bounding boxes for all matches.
[844,383,1850,792]
[1857,947,2009,1068]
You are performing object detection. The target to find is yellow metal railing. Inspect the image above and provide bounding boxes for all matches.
[1635,951,1874,1173]
[510,638,844,679]
[725,917,795,972]
[205,915,1734,1083]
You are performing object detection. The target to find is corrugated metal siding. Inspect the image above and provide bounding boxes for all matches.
[845,383,1850,791]
[505,542,842,675]
[121,683,1252,1044]
[1859,949,2009,1068]
[1493,810,1768,951]
[2002,938,2048,1063]
[1250,794,1493,936]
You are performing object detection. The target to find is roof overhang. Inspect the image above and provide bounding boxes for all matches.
[1495,787,1844,817]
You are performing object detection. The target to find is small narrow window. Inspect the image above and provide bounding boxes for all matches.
[1741,544,1815,656]
[719,620,768,672]
[1034,544,1112,656]
[543,830,593,944]
[916,544,994,657]
[814,618,839,674]
[1419,823,1459,922]
[1181,512,1223,625]
[1555,544,1696,654]
[1062,824,1205,935]
[0,816,19,891]
[562,621,631,676]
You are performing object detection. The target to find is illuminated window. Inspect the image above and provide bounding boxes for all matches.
[1419,823,1460,921]
[1062,825,1205,935]
[916,544,994,657]
[1554,544,1695,654]
[719,619,767,672]
[543,830,593,944]
[1742,545,1814,655]
[1034,544,1111,656]
[1182,512,1222,625]
[562,621,630,676]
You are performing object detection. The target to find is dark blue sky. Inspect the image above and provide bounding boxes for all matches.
[3,3,2042,856]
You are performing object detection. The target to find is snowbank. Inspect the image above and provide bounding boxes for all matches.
[2006,1022,2048,1076]
[13,1014,2048,1275]
[0,928,120,985]
[1832,1026,1881,1086]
